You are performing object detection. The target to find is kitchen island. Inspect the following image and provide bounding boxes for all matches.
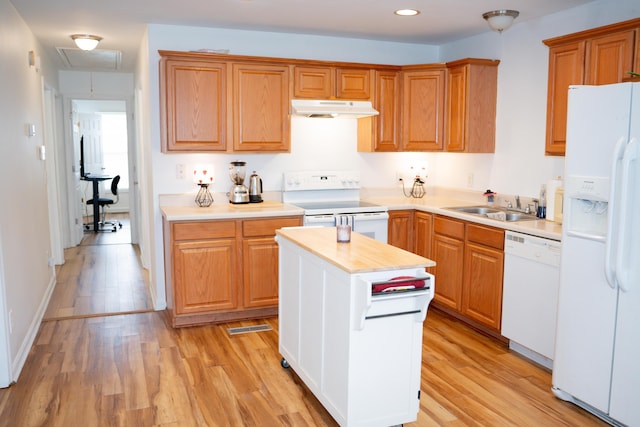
[276,227,435,427]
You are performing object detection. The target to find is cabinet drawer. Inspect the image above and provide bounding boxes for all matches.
[466,223,504,250]
[243,217,302,237]
[434,216,465,240]
[173,221,236,241]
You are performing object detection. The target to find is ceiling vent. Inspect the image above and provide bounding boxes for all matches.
[56,47,122,71]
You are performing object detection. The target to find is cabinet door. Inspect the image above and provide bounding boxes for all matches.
[173,239,237,314]
[335,68,372,99]
[445,61,498,153]
[462,242,504,330]
[545,41,586,156]
[586,30,635,85]
[242,217,302,308]
[387,210,414,251]
[161,59,227,152]
[432,233,464,311]
[445,65,467,152]
[414,211,433,273]
[232,63,290,152]
[373,70,400,151]
[293,66,333,98]
[243,237,279,308]
[401,69,446,151]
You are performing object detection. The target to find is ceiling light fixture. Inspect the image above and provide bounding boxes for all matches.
[482,9,519,33]
[70,34,103,51]
[394,9,420,16]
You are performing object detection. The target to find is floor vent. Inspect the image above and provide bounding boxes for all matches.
[227,324,272,335]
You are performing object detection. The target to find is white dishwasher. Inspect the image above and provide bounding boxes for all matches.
[501,231,561,369]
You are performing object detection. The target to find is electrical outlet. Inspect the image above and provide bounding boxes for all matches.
[176,164,185,179]
[396,171,404,182]
[467,173,474,188]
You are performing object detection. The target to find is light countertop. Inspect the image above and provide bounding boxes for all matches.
[160,193,562,241]
[363,195,563,241]
[161,200,304,221]
[276,227,435,274]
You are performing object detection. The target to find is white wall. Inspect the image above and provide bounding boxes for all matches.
[0,0,60,386]
[435,0,640,197]
[143,2,640,310]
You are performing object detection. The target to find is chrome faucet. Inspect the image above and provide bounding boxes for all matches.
[507,195,533,214]
[515,195,521,210]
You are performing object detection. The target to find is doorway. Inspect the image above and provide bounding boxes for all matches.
[43,98,153,320]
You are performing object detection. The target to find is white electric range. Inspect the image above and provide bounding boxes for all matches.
[282,170,389,243]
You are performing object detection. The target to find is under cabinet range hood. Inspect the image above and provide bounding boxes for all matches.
[291,99,379,118]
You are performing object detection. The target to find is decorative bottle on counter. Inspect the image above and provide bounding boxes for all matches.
[537,184,547,218]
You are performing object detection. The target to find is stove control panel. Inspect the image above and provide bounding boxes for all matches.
[283,171,361,191]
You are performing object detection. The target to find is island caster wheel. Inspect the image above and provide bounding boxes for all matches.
[280,358,290,369]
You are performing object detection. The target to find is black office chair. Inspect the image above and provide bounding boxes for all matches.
[87,175,122,232]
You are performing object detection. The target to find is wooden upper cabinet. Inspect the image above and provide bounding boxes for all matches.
[445,59,499,153]
[544,18,640,156]
[232,62,291,152]
[293,66,372,99]
[586,30,635,84]
[358,69,400,152]
[160,58,227,152]
[544,41,586,156]
[401,66,446,151]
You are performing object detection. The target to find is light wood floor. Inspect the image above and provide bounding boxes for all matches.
[0,220,608,426]
[43,214,153,321]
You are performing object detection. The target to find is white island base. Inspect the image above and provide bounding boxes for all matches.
[276,227,435,427]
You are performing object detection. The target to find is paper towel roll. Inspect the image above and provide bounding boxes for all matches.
[546,178,562,221]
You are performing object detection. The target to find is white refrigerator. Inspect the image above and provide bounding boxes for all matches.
[553,82,640,426]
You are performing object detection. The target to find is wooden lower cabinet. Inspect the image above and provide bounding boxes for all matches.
[387,210,414,251]
[164,216,302,327]
[432,215,505,335]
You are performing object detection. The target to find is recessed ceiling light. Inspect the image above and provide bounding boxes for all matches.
[394,9,420,16]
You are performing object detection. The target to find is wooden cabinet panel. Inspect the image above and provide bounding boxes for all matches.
[401,68,446,151]
[544,19,640,156]
[432,233,464,311]
[166,216,301,326]
[434,215,465,240]
[232,63,290,152]
[243,217,302,237]
[462,242,504,330]
[431,216,504,333]
[160,59,227,152]
[387,210,414,251]
[414,211,434,274]
[173,239,237,314]
[335,68,372,99]
[173,221,236,241]
[293,66,333,98]
[243,237,279,308]
[445,59,499,153]
[373,70,400,151]
[466,223,504,250]
[545,41,586,156]
[357,69,400,152]
[293,66,371,99]
[586,30,635,85]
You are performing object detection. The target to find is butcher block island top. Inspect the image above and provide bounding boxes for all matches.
[276,226,435,274]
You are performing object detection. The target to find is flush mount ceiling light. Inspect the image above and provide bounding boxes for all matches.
[70,34,103,51]
[394,9,420,16]
[482,9,520,33]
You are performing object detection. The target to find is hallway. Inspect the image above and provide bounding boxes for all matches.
[43,214,153,321]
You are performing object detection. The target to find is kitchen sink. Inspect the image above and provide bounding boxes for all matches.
[451,206,501,215]
[444,206,538,222]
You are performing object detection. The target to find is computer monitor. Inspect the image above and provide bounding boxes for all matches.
[80,135,86,177]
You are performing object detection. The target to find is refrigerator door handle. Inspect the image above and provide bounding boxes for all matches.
[605,137,627,289]
[615,137,638,292]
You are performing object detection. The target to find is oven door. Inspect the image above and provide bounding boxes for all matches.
[304,212,389,243]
